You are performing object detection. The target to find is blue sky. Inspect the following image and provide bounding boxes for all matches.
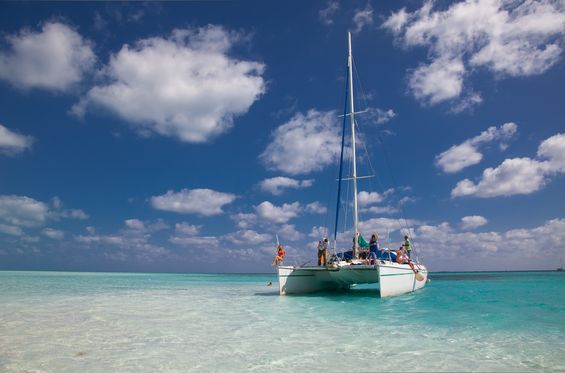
[0,1,564,273]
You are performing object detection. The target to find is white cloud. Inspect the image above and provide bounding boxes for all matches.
[0,22,95,91]
[0,124,33,156]
[123,218,168,233]
[452,133,565,198]
[0,223,23,236]
[55,209,89,220]
[255,201,301,224]
[309,226,329,239]
[319,0,340,25]
[123,219,142,230]
[450,93,483,114]
[357,191,383,207]
[409,57,465,105]
[383,0,565,107]
[372,108,397,124]
[259,176,314,195]
[414,218,565,271]
[436,122,518,173]
[353,3,374,34]
[73,25,265,143]
[169,235,219,248]
[42,228,65,240]
[0,195,49,227]
[461,215,488,230]
[452,157,548,198]
[224,229,272,245]
[174,222,201,236]
[230,212,257,229]
[48,196,89,220]
[304,201,327,215]
[538,133,565,172]
[150,188,236,216]
[382,7,409,33]
[260,109,341,175]
[167,220,219,248]
[278,224,304,241]
[360,205,399,215]
[76,220,170,260]
[359,217,418,237]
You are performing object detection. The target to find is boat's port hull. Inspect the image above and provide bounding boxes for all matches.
[277,262,427,297]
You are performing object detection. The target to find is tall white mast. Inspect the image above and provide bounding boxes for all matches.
[348,32,359,258]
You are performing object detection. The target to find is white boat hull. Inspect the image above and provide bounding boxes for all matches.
[277,261,427,298]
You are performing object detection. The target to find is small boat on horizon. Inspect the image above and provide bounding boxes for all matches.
[276,33,428,298]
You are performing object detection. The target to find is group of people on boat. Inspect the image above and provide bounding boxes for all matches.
[272,233,415,268]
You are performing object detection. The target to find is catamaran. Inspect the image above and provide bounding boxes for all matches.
[277,33,428,298]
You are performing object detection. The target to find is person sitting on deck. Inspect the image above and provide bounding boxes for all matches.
[396,246,416,271]
[272,244,286,266]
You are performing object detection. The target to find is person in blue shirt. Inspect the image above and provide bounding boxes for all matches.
[369,233,379,264]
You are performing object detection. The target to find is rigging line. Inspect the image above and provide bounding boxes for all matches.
[352,57,383,201]
[353,53,416,253]
[373,128,416,252]
[355,118,389,211]
[333,63,350,247]
[352,56,372,119]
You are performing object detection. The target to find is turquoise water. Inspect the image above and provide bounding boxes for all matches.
[1,271,564,372]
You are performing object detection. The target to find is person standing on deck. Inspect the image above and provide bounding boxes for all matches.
[404,235,412,258]
[369,233,379,264]
[317,238,328,266]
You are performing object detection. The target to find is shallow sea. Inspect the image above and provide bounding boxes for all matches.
[0,271,564,372]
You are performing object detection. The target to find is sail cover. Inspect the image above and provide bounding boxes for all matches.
[358,234,369,248]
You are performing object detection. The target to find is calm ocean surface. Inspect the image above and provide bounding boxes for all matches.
[1,271,564,372]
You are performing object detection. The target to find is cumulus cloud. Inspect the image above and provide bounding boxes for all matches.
[372,108,397,124]
[0,195,49,227]
[414,218,565,270]
[0,223,23,236]
[42,228,65,240]
[436,122,518,173]
[174,222,201,236]
[0,124,34,156]
[357,191,383,207]
[383,0,565,107]
[224,229,272,245]
[231,212,257,229]
[278,224,304,241]
[0,22,95,91]
[360,205,399,215]
[259,176,314,196]
[409,57,465,105]
[167,220,219,248]
[319,0,340,25]
[255,201,301,224]
[260,109,341,175]
[150,188,236,216]
[305,201,327,214]
[309,226,329,239]
[452,133,565,198]
[353,3,374,34]
[76,219,170,260]
[461,215,488,230]
[73,25,265,143]
[359,217,418,236]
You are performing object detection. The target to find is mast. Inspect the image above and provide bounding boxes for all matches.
[348,32,359,258]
